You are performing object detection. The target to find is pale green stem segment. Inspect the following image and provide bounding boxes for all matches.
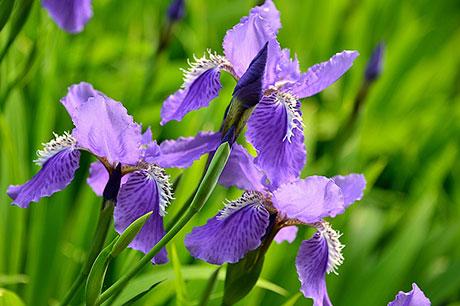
[59,200,114,306]
[95,142,231,305]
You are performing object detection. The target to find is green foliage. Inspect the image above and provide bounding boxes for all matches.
[0,0,459,305]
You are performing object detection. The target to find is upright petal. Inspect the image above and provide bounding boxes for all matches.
[152,131,221,168]
[250,0,281,34]
[291,51,359,99]
[60,82,100,122]
[185,192,270,265]
[274,48,301,85]
[246,94,306,188]
[273,176,345,223]
[332,174,366,208]
[223,4,277,78]
[219,144,266,191]
[114,167,173,264]
[388,283,431,306]
[42,0,93,33]
[296,222,344,306]
[274,226,298,244]
[73,95,142,165]
[161,52,229,125]
[8,148,80,208]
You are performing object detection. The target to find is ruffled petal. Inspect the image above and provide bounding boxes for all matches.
[246,94,305,188]
[161,53,228,124]
[73,94,142,165]
[42,0,92,33]
[8,148,80,208]
[291,51,359,99]
[332,174,366,208]
[223,4,277,78]
[250,0,281,35]
[273,176,345,223]
[152,131,221,168]
[274,226,298,244]
[388,283,431,306]
[219,144,266,191]
[185,192,270,265]
[114,169,173,264]
[274,48,301,85]
[296,222,344,306]
[60,82,100,122]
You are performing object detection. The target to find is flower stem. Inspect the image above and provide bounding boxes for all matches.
[95,142,231,305]
[59,199,114,306]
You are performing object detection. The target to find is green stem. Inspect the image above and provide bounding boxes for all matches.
[95,142,231,305]
[59,199,114,306]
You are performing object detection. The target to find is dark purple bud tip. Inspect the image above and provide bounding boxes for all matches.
[365,42,385,82]
[167,0,185,23]
[232,42,268,109]
[103,163,122,202]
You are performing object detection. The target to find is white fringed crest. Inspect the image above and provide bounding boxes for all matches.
[217,191,265,220]
[34,132,77,166]
[181,50,230,87]
[316,221,345,275]
[274,91,304,143]
[144,164,174,217]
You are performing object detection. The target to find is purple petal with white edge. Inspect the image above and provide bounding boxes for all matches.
[60,82,100,122]
[153,131,221,168]
[247,94,305,188]
[273,176,345,223]
[185,192,270,265]
[73,95,142,165]
[388,283,431,306]
[274,226,298,244]
[223,4,277,78]
[114,169,173,264]
[296,222,344,306]
[161,52,228,125]
[332,174,366,208]
[219,144,265,191]
[250,0,281,34]
[8,148,80,208]
[42,0,92,34]
[291,51,359,99]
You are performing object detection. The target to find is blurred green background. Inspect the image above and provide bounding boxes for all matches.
[1,0,460,305]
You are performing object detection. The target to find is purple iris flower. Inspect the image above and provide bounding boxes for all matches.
[184,144,366,305]
[167,0,185,23]
[161,0,359,187]
[42,0,93,33]
[7,82,215,264]
[388,283,431,306]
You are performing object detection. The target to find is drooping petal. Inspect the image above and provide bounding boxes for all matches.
[185,192,270,265]
[274,226,298,244]
[42,0,93,34]
[8,148,80,208]
[273,176,345,223]
[296,222,344,306]
[73,95,142,165]
[152,131,221,168]
[291,51,359,99]
[114,167,173,264]
[223,4,277,78]
[60,82,100,122]
[246,94,306,188]
[388,283,431,306]
[332,174,366,208]
[219,144,265,191]
[161,52,229,125]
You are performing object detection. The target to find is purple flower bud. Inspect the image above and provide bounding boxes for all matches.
[232,42,268,108]
[167,0,185,23]
[365,42,384,81]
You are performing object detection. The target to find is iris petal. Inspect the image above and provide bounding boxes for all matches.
[388,283,431,306]
[42,0,92,33]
